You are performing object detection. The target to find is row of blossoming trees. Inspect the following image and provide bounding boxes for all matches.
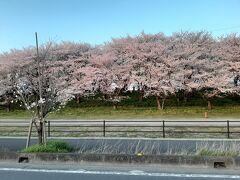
[0,31,240,144]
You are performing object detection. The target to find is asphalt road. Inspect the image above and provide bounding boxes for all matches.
[0,163,240,180]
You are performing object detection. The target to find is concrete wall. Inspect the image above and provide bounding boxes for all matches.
[1,137,240,155]
[1,152,240,168]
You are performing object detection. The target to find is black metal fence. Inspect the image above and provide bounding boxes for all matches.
[0,120,240,139]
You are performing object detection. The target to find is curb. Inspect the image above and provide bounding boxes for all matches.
[1,152,240,168]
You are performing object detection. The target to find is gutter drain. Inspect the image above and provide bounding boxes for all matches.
[18,157,29,163]
[214,162,226,168]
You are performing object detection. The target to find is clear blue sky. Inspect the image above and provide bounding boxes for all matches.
[0,0,240,53]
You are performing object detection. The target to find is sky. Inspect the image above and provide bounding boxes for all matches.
[0,0,240,53]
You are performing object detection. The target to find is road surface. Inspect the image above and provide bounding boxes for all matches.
[0,162,239,180]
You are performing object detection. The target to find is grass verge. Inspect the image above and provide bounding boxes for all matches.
[1,106,240,119]
[22,140,74,153]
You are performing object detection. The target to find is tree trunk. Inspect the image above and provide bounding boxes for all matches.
[6,103,10,112]
[176,98,180,106]
[161,98,165,110]
[0,99,11,112]
[156,96,161,110]
[76,95,81,104]
[113,104,117,110]
[104,94,107,99]
[207,100,212,110]
[38,121,43,144]
[183,91,189,106]
[183,96,188,106]
[34,112,44,145]
[138,90,144,101]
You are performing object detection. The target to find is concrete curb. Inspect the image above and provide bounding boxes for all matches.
[1,152,240,168]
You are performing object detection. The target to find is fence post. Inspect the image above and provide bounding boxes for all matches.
[48,121,50,137]
[103,120,106,137]
[227,120,230,139]
[162,120,165,138]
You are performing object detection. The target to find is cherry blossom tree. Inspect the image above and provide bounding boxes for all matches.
[0,48,35,111]
[0,68,14,112]
[105,32,176,110]
[170,31,224,110]
[8,41,76,145]
[91,46,131,109]
[215,34,240,98]
[1,31,239,119]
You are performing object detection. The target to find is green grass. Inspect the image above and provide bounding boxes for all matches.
[0,109,32,119]
[22,140,74,153]
[1,105,240,119]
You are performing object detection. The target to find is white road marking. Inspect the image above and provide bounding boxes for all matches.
[0,168,239,178]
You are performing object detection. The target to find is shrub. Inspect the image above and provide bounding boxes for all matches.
[22,140,74,153]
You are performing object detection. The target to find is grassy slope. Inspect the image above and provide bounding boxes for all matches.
[0,106,240,119]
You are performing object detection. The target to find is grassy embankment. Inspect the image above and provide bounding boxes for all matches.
[1,93,240,119]
[0,106,240,119]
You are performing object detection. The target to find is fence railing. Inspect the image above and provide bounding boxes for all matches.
[0,120,240,139]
